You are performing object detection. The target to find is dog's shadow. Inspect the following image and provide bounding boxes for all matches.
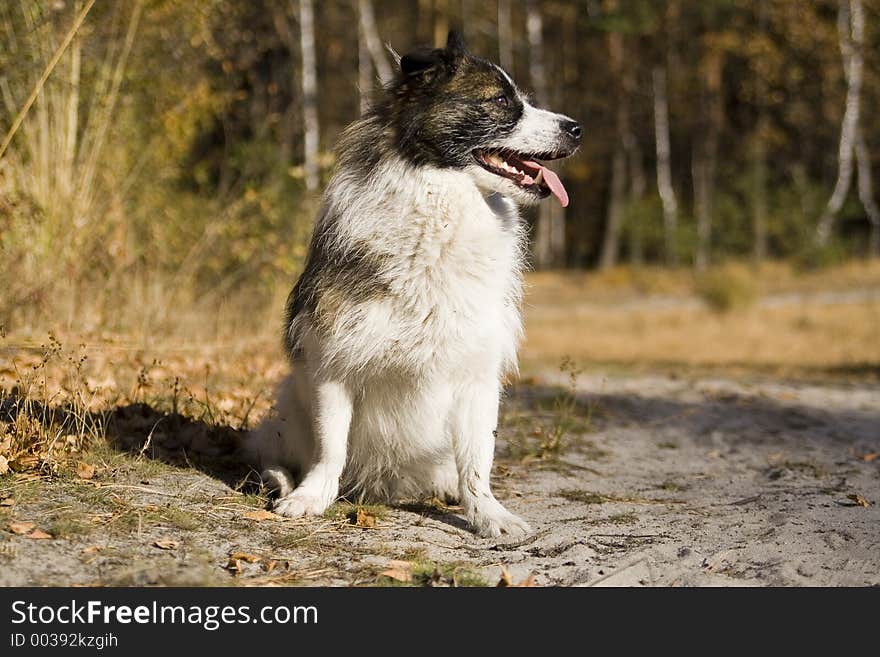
[1,395,479,532]
[0,395,255,490]
[102,401,255,489]
[396,501,472,533]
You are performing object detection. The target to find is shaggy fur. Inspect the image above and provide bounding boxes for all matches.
[247,32,580,537]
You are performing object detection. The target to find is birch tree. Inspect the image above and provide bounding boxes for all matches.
[815,0,866,248]
[855,128,880,256]
[599,21,627,270]
[653,64,678,266]
[497,0,514,74]
[298,0,319,191]
[358,0,393,113]
[527,0,565,268]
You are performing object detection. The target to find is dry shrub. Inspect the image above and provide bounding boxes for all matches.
[695,264,759,313]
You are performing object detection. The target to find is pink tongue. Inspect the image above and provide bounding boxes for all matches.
[525,160,568,207]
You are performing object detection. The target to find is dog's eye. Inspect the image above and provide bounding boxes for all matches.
[495,94,509,107]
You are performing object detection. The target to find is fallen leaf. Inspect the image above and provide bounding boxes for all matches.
[230,552,261,563]
[26,529,53,540]
[847,494,871,508]
[861,453,878,462]
[75,462,96,480]
[355,508,376,528]
[153,538,179,550]
[8,521,35,535]
[11,455,39,471]
[0,497,14,507]
[0,455,8,475]
[243,510,278,521]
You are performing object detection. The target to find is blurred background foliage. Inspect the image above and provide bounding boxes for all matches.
[1,0,878,335]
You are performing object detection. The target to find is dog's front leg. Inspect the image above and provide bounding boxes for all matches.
[274,379,351,517]
[452,379,532,538]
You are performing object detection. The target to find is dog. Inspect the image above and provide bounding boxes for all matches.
[247,31,580,537]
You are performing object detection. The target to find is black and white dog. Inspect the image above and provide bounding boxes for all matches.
[248,32,580,537]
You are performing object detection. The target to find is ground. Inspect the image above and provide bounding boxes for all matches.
[1,263,879,586]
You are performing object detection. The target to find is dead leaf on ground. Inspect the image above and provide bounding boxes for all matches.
[860,453,878,462]
[262,559,288,573]
[0,455,8,475]
[355,508,376,528]
[243,510,278,522]
[8,521,35,535]
[26,529,53,540]
[75,462,96,480]
[12,455,39,471]
[153,538,179,550]
[497,566,537,587]
[847,494,871,508]
[380,560,413,583]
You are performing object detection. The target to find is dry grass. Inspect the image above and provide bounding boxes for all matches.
[526,259,880,301]
[0,330,284,478]
[522,261,880,379]
[1,259,878,476]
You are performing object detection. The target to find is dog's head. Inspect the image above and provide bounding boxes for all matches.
[388,31,581,207]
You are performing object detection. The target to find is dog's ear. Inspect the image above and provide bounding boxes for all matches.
[400,48,444,78]
[445,30,467,60]
[400,30,467,84]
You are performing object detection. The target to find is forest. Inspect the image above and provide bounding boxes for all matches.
[1,2,879,590]
[2,0,879,332]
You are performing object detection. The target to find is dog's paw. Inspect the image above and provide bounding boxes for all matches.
[469,500,532,538]
[261,466,296,499]
[273,490,332,518]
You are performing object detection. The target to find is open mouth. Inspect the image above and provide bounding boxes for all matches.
[472,149,569,207]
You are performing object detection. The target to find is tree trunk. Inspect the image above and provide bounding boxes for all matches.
[751,4,768,262]
[417,0,432,44]
[854,126,880,257]
[600,26,626,270]
[653,65,679,266]
[622,47,645,267]
[433,0,449,47]
[358,5,371,114]
[526,0,564,268]
[271,6,296,164]
[358,0,393,86]
[815,0,863,247]
[298,0,320,191]
[602,144,626,270]
[497,0,514,74]
[693,50,722,271]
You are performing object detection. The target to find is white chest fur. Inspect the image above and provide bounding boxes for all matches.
[321,160,525,380]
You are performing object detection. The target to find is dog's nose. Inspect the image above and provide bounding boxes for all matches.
[563,119,582,142]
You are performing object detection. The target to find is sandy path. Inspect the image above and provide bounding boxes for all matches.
[2,372,878,586]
